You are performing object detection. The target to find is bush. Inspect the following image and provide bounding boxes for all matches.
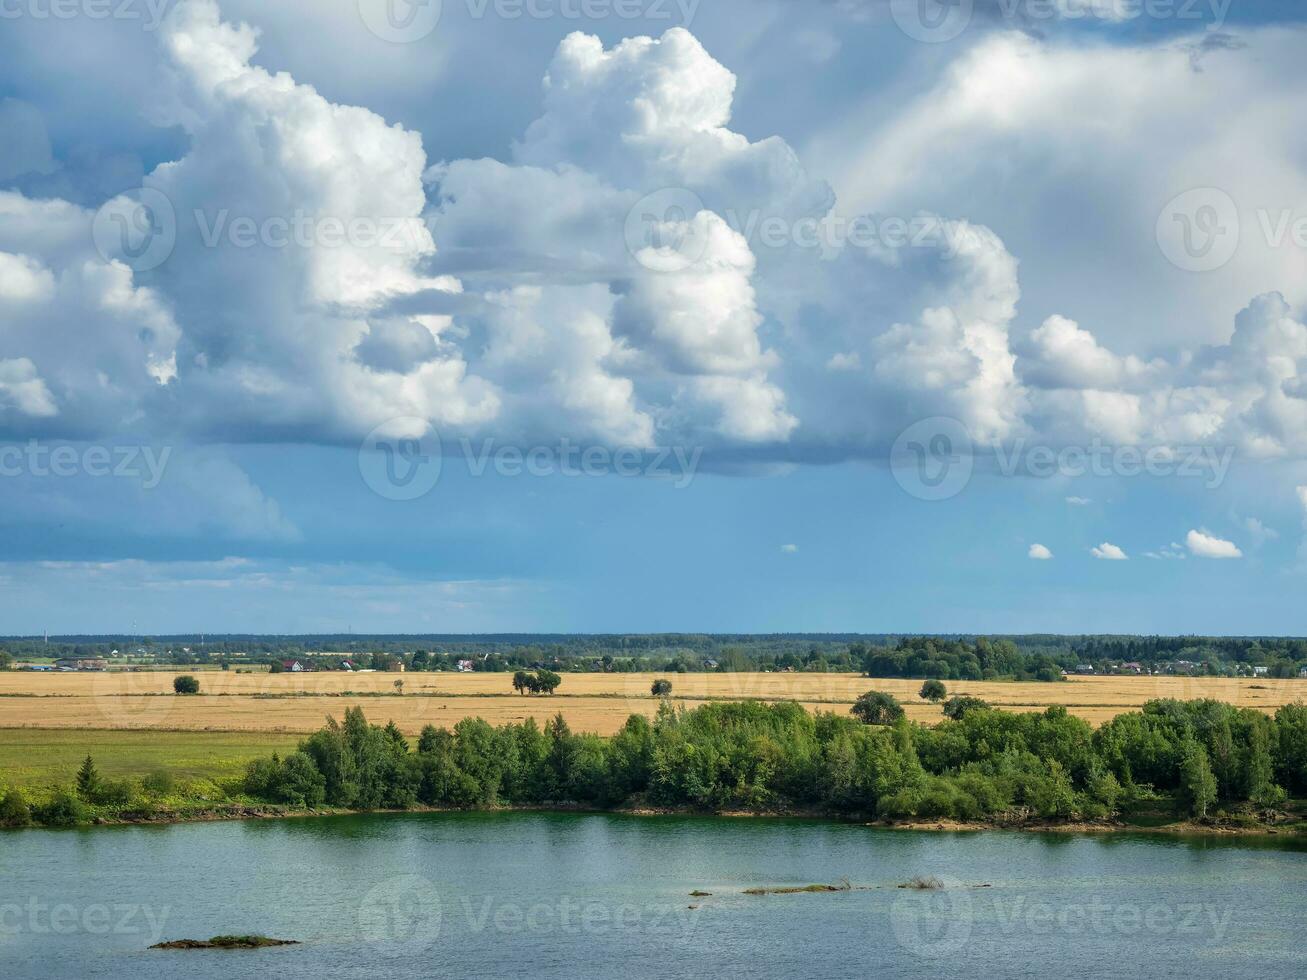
[651,679,673,696]
[35,789,89,827]
[142,769,175,796]
[174,675,200,695]
[0,789,32,827]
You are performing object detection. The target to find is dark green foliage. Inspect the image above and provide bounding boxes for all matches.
[34,697,1303,830]
[851,691,904,726]
[75,755,100,800]
[651,679,673,696]
[0,789,32,827]
[941,696,989,720]
[919,680,947,702]
[173,675,200,694]
[34,788,89,827]
[512,669,562,695]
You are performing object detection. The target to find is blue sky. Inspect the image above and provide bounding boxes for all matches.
[1,0,1306,634]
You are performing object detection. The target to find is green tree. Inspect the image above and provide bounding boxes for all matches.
[1178,739,1218,820]
[512,670,534,695]
[851,691,904,726]
[919,680,947,703]
[76,755,101,800]
[651,679,673,697]
[536,669,562,695]
[174,674,200,694]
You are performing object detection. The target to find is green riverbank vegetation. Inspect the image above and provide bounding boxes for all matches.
[3,698,1306,832]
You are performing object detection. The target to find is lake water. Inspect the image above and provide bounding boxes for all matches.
[2,813,1305,979]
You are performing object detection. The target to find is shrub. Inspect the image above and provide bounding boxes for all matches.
[174,675,200,695]
[0,789,32,827]
[651,679,673,696]
[35,789,89,827]
[142,769,175,796]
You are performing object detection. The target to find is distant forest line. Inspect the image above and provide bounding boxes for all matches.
[3,633,1307,680]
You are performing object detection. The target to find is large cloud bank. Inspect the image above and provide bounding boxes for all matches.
[1,0,1304,467]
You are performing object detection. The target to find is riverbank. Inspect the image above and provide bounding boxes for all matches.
[11,797,1305,838]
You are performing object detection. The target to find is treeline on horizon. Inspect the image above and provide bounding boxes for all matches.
[6,697,1306,831]
[5,632,1307,678]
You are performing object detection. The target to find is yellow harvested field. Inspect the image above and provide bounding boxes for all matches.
[0,672,1302,737]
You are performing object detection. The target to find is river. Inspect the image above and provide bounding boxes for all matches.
[3,812,1305,978]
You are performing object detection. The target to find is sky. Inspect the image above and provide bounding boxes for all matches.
[1,0,1306,635]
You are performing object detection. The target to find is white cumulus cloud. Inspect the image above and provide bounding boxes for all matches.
[1185,529,1243,559]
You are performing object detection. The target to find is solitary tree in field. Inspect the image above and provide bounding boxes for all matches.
[535,669,562,695]
[851,690,904,726]
[173,674,200,695]
[919,679,947,703]
[651,679,673,697]
[393,679,404,695]
[76,755,101,800]
[512,670,534,695]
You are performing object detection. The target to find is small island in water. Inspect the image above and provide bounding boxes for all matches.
[150,935,298,950]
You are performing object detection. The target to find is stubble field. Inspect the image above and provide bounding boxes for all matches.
[1,670,1302,736]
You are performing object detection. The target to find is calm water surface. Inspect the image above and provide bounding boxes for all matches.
[2,812,1305,979]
